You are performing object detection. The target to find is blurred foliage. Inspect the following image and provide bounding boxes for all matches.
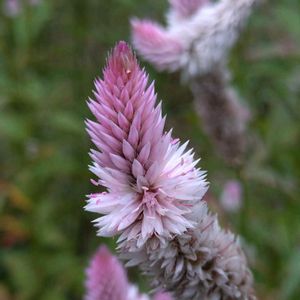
[0,0,299,299]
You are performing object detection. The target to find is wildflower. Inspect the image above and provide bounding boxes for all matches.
[3,0,20,17]
[84,245,172,300]
[220,180,243,212]
[84,246,132,300]
[132,0,257,77]
[84,246,149,300]
[85,41,208,247]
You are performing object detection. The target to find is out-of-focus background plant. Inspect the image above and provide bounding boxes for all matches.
[0,0,299,299]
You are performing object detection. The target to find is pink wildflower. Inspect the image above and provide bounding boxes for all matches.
[85,41,208,247]
[84,246,130,300]
[220,180,243,212]
[85,245,172,300]
[3,0,20,17]
[132,0,257,76]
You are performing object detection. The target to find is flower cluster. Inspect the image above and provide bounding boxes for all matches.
[85,41,208,248]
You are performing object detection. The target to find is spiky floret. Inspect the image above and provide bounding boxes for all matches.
[85,42,208,247]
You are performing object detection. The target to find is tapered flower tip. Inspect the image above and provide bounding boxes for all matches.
[84,246,128,300]
[131,19,184,71]
[107,41,137,76]
[153,292,173,300]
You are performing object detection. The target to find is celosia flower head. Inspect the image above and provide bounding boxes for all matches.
[85,41,208,247]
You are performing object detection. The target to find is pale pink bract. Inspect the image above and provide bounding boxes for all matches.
[85,42,208,247]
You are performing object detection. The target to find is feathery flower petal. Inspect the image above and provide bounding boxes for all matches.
[85,41,208,247]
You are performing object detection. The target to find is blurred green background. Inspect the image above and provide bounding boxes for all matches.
[0,0,299,299]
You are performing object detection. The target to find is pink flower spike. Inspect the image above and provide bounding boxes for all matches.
[131,20,184,72]
[85,41,208,247]
[85,246,149,300]
[84,246,129,300]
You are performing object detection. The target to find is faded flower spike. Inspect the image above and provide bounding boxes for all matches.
[85,41,208,247]
[138,205,255,300]
[132,0,257,76]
